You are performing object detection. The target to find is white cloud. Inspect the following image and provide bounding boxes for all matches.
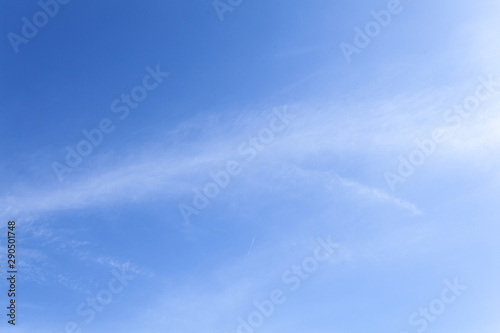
[0,100,440,221]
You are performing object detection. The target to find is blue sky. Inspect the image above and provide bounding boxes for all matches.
[1,0,500,332]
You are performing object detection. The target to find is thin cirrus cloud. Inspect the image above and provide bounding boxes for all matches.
[4,72,499,224]
[0,100,437,223]
[2,84,499,228]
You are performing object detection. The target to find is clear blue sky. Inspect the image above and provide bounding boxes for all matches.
[1,0,500,332]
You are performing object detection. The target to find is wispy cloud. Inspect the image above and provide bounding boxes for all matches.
[0,98,451,221]
[338,177,422,215]
[3,80,499,224]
